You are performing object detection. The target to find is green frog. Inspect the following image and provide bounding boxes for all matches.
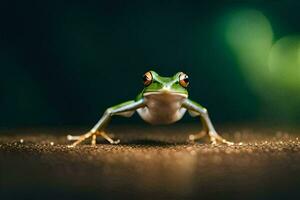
[67,71,233,147]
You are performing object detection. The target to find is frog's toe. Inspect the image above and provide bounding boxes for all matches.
[223,139,234,145]
[111,139,120,144]
[188,134,196,142]
[187,131,206,143]
[67,135,81,141]
[210,137,234,145]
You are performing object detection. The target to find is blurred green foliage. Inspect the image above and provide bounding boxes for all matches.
[0,1,300,127]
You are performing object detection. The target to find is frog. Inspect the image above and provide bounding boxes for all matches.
[67,71,233,147]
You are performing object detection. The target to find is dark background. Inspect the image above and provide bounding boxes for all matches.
[1,2,300,200]
[1,0,300,128]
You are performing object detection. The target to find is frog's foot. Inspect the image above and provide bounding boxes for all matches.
[95,131,120,145]
[67,131,120,148]
[67,131,94,148]
[188,131,206,143]
[209,131,234,145]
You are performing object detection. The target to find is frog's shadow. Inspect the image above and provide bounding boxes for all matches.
[125,139,187,146]
[98,139,193,146]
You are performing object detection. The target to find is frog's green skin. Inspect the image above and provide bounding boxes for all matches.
[67,71,233,147]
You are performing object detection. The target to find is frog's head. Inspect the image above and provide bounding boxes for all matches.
[142,70,189,97]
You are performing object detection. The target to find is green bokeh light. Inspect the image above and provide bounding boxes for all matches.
[268,35,300,90]
[224,9,273,90]
[222,9,300,120]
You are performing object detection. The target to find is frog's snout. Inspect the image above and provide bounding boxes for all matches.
[160,86,171,93]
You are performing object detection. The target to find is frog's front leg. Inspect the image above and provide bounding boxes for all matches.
[67,99,145,147]
[182,99,233,145]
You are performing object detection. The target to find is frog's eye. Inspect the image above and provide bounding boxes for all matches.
[143,71,152,86]
[179,72,189,88]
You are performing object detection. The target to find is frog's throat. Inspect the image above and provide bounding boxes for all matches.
[143,91,188,98]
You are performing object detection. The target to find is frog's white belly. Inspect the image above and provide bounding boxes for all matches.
[137,92,187,125]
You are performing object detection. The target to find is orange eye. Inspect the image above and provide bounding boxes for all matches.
[179,72,189,88]
[142,71,152,86]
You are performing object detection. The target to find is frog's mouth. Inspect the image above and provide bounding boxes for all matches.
[143,91,188,98]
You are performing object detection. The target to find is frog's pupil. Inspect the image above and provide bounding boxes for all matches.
[143,75,147,82]
[143,73,152,86]
[184,77,189,83]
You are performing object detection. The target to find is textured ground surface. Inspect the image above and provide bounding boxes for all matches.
[1,125,300,200]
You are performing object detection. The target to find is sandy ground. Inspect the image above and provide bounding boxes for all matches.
[0,125,300,200]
